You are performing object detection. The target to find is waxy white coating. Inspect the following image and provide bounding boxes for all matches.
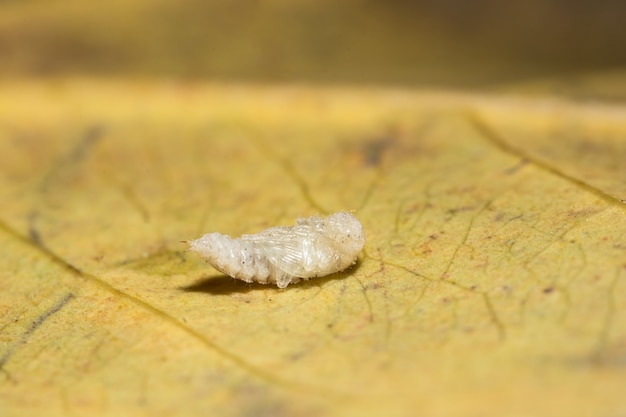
[187,212,365,288]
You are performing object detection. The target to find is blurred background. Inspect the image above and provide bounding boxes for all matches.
[1,0,625,92]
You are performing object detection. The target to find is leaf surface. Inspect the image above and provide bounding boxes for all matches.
[0,80,625,417]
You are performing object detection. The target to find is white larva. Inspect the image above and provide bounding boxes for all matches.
[186,212,365,288]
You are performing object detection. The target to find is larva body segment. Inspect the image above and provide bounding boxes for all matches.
[187,212,365,288]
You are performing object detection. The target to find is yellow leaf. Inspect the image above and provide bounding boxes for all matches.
[1,80,625,417]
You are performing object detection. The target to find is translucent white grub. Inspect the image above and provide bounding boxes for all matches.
[186,212,365,288]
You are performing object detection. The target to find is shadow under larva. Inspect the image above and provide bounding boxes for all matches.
[180,257,365,295]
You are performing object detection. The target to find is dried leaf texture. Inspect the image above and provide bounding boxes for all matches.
[0,80,625,417]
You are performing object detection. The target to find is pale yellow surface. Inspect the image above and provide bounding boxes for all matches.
[0,79,625,417]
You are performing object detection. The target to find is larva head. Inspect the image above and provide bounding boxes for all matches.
[323,212,365,260]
